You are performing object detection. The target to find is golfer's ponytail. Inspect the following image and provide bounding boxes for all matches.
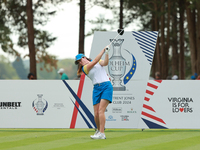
[77,64,83,76]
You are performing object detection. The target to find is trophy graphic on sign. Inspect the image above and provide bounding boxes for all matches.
[32,94,48,115]
[108,39,126,91]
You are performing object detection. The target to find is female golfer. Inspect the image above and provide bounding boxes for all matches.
[75,46,113,139]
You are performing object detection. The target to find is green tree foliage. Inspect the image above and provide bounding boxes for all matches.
[0,0,68,77]
[86,0,121,36]
[57,58,77,79]
[123,0,200,79]
[35,58,77,79]
[21,58,77,79]
[0,3,18,56]
[37,62,60,79]
[88,0,200,79]
[0,55,19,79]
[12,56,28,79]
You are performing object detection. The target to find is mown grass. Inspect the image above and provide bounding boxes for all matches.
[0,129,200,150]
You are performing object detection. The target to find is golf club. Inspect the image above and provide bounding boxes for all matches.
[106,29,124,50]
[109,29,124,46]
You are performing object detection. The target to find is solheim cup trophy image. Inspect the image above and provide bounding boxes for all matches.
[32,94,48,115]
[108,39,126,91]
[35,94,45,115]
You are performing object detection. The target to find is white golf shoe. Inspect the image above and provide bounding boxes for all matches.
[90,130,99,138]
[90,132,106,139]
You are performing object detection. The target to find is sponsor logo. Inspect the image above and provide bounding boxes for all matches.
[112,107,122,113]
[127,108,137,113]
[106,115,116,121]
[0,102,21,109]
[120,115,129,121]
[53,103,65,109]
[32,94,48,115]
[168,97,193,113]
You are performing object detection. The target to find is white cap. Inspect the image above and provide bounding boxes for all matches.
[57,68,64,74]
[172,75,178,80]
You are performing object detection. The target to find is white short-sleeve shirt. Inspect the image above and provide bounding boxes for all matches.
[82,60,109,85]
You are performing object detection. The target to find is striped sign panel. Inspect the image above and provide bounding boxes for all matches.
[141,80,167,129]
[132,31,158,65]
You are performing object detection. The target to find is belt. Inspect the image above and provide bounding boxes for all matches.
[94,81,110,87]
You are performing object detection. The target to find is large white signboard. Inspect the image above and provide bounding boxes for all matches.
[1,80,200,129]
[0,80,79,128]
[139,80,200,129]
[4,31,200,129]
[85,31,158,128]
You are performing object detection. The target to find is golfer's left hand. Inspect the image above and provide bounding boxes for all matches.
[105,45,110,54]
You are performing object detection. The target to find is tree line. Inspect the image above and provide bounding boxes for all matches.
[0,55,77,79]
[84,0,200,79]
[0,0,199,79]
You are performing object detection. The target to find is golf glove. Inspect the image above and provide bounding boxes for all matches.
[105,46,110,54]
